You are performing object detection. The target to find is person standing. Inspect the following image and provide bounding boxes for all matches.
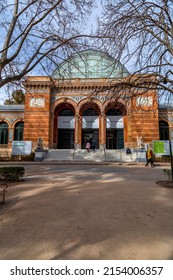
[145,147,155,167]
[92,138,96,152]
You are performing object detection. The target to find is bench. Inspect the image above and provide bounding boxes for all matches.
[0,183,8,204]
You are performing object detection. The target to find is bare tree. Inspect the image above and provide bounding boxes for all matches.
[97,0,173,103]
[0,0,94,89]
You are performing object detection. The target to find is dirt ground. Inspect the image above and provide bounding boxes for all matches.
[0,162,173,260]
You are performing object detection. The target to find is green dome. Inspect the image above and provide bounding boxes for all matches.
[53,49,129,79]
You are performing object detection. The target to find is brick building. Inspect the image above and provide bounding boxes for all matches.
[0,50,172,157]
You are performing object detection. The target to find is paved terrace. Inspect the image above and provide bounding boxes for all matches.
[0,162,173,260]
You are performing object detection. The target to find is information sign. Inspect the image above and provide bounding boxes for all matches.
[153,140,173,155]
[12,141,32,155]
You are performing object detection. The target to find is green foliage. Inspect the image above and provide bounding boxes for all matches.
[4,90,25,105]
[0,166,25,182]
[162,169,172,181]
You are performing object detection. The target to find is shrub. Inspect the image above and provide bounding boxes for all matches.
[0,166,25,182]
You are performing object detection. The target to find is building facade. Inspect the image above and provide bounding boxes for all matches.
[0,50,172,156]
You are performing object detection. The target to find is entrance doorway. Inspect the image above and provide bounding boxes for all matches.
[82,129,99,149]
[106,136,113,150]
[58,129,74,149]
[82,108,99,149]
[57,108,75,149]
[106,108,124,149]
[106,129,124,149]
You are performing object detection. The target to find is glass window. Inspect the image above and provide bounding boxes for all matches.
[159,121,169,140]
[14,122,24,141]
[0,122,8,144]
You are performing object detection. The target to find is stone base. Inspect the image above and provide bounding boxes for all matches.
[34,149,47,161]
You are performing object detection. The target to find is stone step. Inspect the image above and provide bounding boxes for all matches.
[42,149,146,162]
[74,149,105,162]
[43,149,74,161]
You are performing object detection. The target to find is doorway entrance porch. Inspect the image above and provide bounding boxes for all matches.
[82,129,99,149]
[106,129,124,149]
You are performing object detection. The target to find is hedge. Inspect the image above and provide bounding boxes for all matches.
[0,166,25,182]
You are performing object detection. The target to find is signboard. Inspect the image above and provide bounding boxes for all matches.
[136,96,153,106]
[12,141,32,155]
[153,140,173,155]
[82,116,99,129]
[106,116,124,129]
[29,98,45,108]
[58,116,75,129]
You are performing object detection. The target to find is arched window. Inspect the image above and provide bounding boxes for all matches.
[0,122,8,144]
[159,121,169,140]
[14,122,24,141]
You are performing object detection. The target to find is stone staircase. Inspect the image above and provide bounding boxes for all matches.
[43,149,74,161]
[74,149,105,162]
[42,149,147,162]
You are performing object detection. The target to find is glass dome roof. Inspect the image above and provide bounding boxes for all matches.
[53,49,129,79]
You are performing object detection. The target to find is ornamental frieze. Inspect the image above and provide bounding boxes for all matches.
[51,95,109,104]
[28,89,49,93]
[0,113,24,119]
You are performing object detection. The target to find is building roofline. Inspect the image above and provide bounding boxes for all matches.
[0,105,25,111]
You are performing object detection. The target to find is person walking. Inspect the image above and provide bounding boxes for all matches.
[86,141,91,153]
[145,147,155,167]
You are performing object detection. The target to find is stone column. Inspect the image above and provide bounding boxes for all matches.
[7,128,14,153]
[75,113,81,149]
[100,112,106,149]
[8,128,14,143]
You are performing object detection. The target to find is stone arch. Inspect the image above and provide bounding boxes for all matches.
[79,101,101,116]
[159,117,171,126]
[0,118,11,127]
[103,101,127,116]
[12,118,24,127]
[54,102,76,116]
[78,97,102,114]
[53,97,77,113]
